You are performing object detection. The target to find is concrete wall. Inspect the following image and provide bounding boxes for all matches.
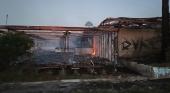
[94,28,161,62]
[120,61,170,79]
[118,28,161,58]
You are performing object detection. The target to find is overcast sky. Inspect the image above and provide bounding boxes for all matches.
[0,0,168,27]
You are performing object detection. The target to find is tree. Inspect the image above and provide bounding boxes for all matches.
[0,32,34,70]
[85,21,93,27]
[161,0,169,62]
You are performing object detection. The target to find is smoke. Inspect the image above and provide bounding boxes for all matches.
[34,40,60,51]
[31,35,93,65]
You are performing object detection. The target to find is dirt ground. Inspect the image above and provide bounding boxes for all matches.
[1,78,170,93]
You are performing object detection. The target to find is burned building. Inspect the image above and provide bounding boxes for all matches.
[0,17,163,65]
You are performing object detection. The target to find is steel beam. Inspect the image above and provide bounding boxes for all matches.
[0,25,118,32]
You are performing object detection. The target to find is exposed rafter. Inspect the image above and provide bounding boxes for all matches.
[98,17,163,28]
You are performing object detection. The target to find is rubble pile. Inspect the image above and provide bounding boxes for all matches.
[92,57,111,65]
[31,50,74,65]
[18,49,112,67]
[32,50,64,65]
[73,54,112,66]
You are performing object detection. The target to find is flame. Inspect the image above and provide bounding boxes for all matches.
[92,49,96,56]
[92,37,96,56]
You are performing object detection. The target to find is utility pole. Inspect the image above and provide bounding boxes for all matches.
[6,14,8,26]
[161,0,169,62]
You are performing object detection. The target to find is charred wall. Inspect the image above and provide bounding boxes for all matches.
[94,32,118,63]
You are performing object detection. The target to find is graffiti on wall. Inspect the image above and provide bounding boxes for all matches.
[121,37,161,52]
[153,67,170,78]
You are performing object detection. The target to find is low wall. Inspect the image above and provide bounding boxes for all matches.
[75,48,93,55]
[119,61,170,78]
[153,67,170,78]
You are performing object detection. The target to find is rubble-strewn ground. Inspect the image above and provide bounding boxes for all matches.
[3,52,170,93]
[1,64,170,93]
[1,78,170,93]
[0,64,150,93]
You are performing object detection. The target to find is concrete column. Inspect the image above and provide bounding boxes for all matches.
[106,33,108,58]
[96,35,99,56]
[99,35,101,57]
[106,33,109,59]
[102,34,104,58]
[108,33,111,60]
[111,32,114,61]
[104,34,106,58]
[105,33,107,59]
[95,36,97,56]
[101,34,103,58]
[103,33,106,58]
[115,32,118,64]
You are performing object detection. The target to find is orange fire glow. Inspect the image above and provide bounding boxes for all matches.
[92,49,96,56]
[92,37,96,56]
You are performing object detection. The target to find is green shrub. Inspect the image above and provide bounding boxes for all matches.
[101,69,107,75]
[0,32,34,71]
[0,67,39,82]
[87,68,95,75]
[59,68,66,76]
[73,70,80,76]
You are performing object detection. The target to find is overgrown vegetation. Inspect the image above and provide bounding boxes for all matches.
[148,48,170,67]
[101,69,107,75]
[23,86,170,93]
[87,68,96,75]
[73,70,80,76]
[166,47,170,62]
[0,65,58,82]
[149,62,170,67]
[0,32,34,70]
[59,68,66,76]
[0,66,39,82]
[0,65,120,82]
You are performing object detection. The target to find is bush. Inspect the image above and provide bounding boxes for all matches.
[101,69,107,75]
[0,66,39,82]
[59,68,66,76]
[73,70,80,76]
[87,68,95,75]
[0,32,34,70]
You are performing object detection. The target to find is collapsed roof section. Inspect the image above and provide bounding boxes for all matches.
[98,17,162,28]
